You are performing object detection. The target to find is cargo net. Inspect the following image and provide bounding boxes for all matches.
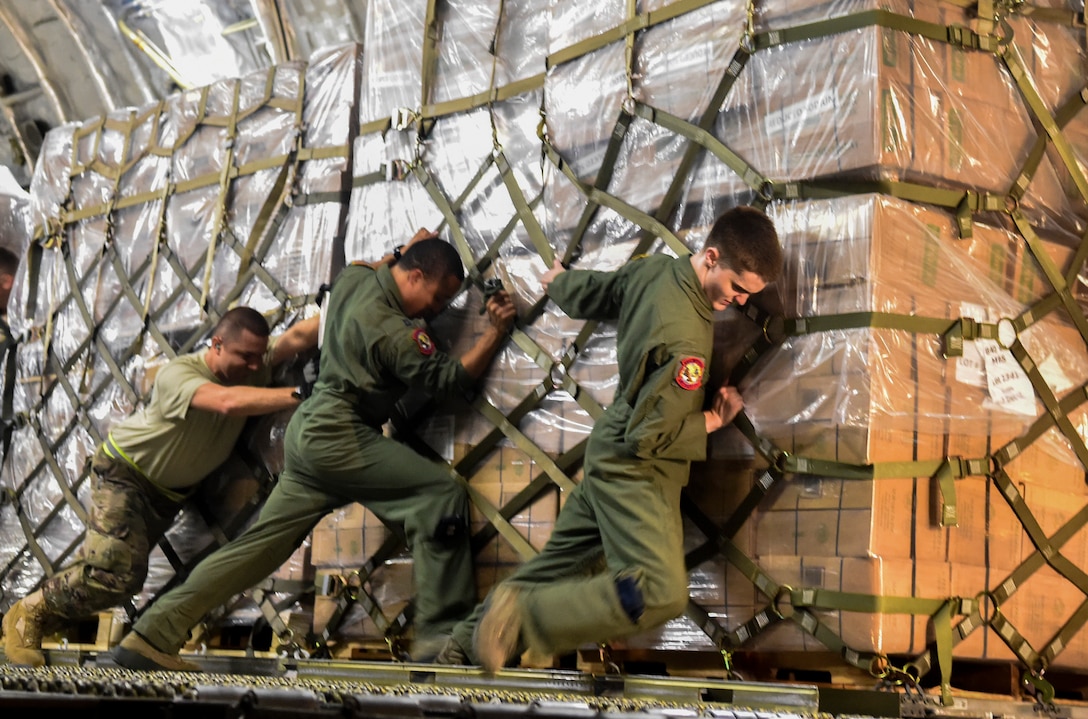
[1,0,1087,706]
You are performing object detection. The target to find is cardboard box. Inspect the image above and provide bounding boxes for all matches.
[944,477,1023,570]
[950,560,1088,669]
[749,555,951,655]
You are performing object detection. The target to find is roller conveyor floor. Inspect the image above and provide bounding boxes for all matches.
[2,649,1086,719]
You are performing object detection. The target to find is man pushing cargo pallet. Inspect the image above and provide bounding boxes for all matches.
[437,206,783,671]
[111,235,516,671]
[3,306,320,667]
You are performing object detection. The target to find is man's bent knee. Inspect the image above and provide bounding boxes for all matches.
[431,514,468,549]
[616,573,687,625]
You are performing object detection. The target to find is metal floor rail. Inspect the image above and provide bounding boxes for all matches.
[1,650,1086,719]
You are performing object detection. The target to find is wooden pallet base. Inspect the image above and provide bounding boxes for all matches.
[576,648,1088,703]
[41,611,123,653]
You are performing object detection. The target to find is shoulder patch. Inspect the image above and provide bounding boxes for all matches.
[675,356,705,391]
[412,328,435,356]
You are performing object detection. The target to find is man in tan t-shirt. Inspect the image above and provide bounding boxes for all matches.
[2,306,318,667]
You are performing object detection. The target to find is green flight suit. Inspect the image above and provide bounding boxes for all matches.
[450,253,715,660]
[134,264,479,654]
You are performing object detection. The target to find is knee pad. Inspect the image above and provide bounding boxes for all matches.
[431,514,467,548]
[614,575,646,624]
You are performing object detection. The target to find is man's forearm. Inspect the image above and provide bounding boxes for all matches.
[191,384,301,416]
[273,316,320,365]
[459,327,508,379]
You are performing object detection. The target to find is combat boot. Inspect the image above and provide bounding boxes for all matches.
[431,635,470,665]
[3,595,48,667]
[474,584,523,673]
[112,632,202,672]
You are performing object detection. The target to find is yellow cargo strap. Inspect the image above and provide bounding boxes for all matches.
[101,433,189,503]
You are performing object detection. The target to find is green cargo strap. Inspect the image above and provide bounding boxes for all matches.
[785,311,955,338]
[410,164,478,277]
[494,150,554,267]
[1015,211,1088,342]
[1008,339,1088,470]
[754,8,985,51]
[251,580,311,657]
[933,459,959,527]
[1001,460,1088,593]
[993,469,1060,562]
[735,402,953,481]
[546,0,720,69]
[1010,88,1088,209]
[789,586,949,616]
[508,329,606,422]
[790,587,958,704]
[941,315,1009,357]
[30,417,88,526]
[631,101,771,197]
[422,73,546,121]
[307,533,408,655]
[730,412,786,465]
[773,178,1006,219]
[934,599,955,705]
[421,0,440,114]
[638,39,753,251]
[623,0,637,97]
[462,477,538,563]
[683,467,786,570]
[389,412,544,568]
[542,141,688,258]
[1003,50,1088,204]
[296,166,392,208]
[471,395,576,494]
[104,246,175,365]
[141,184,172,330]
[198,79,243,313]
[1041,600,1088,672]
[990,609,1042,670]
[12,496,56,578]
[237,141,301,282]
[470,442,585,554]
[564,108,633,267]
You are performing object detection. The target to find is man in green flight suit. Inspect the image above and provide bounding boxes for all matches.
[3,306,319,667]
[437,206,783,671]
[113,236,516,671]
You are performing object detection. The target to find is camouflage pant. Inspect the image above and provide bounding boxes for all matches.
[40,447,181,620]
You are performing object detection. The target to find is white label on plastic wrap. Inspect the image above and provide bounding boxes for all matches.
[956,302,1034,414]
[764,89,839,135]
[980,340,1036,416]
[955,302,987,388]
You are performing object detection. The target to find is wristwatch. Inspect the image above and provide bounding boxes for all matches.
[291,385,306,401]
[393,244,405,260]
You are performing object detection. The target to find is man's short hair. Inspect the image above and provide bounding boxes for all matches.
[705,206,783,284]
[399,237,465,283]
[0,247,18,277]
[213,307,270,342]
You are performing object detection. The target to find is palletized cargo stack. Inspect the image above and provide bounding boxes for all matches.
[1,0,1086,700]
[0,46,358,644]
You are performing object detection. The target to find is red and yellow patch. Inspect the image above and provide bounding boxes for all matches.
[675,356,705,390]
[413,328,435,356]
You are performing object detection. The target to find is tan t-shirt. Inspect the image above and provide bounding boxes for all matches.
[108,343,275,491]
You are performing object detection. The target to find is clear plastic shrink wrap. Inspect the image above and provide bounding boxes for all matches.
[3,0,1088,677]
[0,48,344,626]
